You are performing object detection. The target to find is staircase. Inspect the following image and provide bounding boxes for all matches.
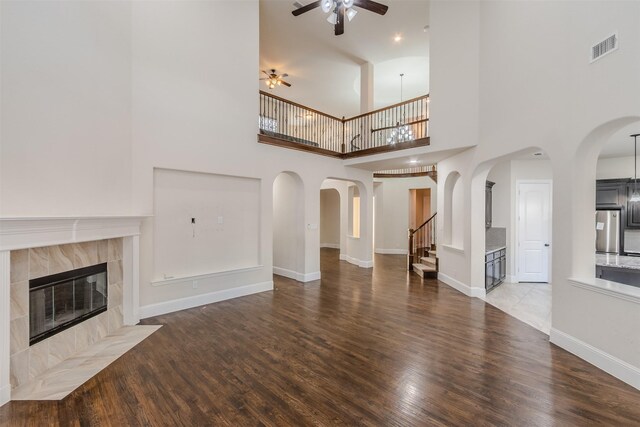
[408,213,438,279]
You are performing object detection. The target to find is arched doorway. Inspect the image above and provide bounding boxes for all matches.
[272,171,305,281]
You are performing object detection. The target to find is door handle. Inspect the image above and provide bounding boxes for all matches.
[544,243,550,247]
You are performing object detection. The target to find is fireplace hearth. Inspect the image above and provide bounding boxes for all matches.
[29,263,108,345]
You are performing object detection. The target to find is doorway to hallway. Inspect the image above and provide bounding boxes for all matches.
[516,180,552,283]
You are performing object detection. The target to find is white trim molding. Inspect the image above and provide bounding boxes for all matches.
[375,248,408,255]
[550,328,640,391]
[343,255,373,268]
[0,251,11,407]
[273,267,321,282]
[339,254,347,261]
[569,277,640,305]
[438,272,486,298]
[152,266,264,287]
[0,216,147,251]
[139,281,273,319]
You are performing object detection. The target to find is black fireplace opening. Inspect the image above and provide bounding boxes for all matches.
[29,262,108,345]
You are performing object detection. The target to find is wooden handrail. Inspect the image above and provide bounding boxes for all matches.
[411,212,437,236]
[344,95,429,122]
[258,91,429,155]
[259,90,343,121]
[259,90,429,123]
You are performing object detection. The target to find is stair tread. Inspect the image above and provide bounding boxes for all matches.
[421,257,437,265]
[412,263,437,272]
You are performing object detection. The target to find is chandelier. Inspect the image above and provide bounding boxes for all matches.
[387,74,414,144]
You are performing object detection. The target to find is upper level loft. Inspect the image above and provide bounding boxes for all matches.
[258,91,430,159]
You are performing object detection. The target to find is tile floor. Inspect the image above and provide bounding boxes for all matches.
[11,325,161,400]
[483,281,551,335]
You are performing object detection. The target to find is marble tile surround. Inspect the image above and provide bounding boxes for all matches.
[9,238,124,390]
[482,281,551,335]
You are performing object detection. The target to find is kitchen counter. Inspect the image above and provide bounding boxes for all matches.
[596,253,640,271]
[486,245,505,254]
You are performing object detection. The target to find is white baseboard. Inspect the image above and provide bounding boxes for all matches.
[375,248,408,255]
[302,271,321,282]
[320,243,340,249]
[0,384,10,407]
[339,254,347,261]
[506,275,517,283]
[344,255,373,268]
[438,272,486,298]
[273,266,321,283]
[139,281,273,319]
[550,328,640,391]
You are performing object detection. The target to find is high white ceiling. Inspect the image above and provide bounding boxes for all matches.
[260,0,430,118]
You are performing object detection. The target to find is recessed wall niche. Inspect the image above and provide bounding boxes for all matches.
[153,169,261,280]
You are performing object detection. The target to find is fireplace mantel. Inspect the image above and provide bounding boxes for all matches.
[0,216,148,252]
[0,216,147,406]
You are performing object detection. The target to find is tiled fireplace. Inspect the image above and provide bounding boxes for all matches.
[0,217,144,406]
[9,239,124,389]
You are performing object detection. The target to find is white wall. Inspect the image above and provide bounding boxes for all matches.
[597,156,636,180]
[373,176,437,254]
[320,189,340,248]
[1,0,132,216]
[130,0,375,306]
[153,169,261,280]
[432,0,640,387]
[1,0,375,315]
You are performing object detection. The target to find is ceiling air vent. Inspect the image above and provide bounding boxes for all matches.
[590,33,618,63]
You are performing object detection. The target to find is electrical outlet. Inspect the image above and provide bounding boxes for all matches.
[217,216,224,224]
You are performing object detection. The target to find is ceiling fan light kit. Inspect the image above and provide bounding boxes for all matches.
[292,0,388,36]
[260,69,291,89]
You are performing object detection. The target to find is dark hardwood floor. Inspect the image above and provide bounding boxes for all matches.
[2,249,640,426]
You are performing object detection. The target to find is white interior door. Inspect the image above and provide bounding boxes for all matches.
[517,181,551,282]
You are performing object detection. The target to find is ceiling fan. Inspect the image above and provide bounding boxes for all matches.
[260,69,291,89]
[292,0,389,36]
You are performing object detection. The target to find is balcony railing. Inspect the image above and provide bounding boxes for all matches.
[258,91,429,158]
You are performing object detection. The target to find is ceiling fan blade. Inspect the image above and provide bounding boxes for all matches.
[281,73,289,78]
[262,70,271,77]
[353,0,388,15]
[292,0,321,16]
[281,81,292,87]
[335,5,345,35]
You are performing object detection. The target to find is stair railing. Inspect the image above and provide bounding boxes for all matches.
[408,212,437,270]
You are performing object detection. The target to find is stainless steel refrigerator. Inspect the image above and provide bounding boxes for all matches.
[595,210,620,254]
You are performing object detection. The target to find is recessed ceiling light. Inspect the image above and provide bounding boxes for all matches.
[394,34,403,42]
[533,152,543,156]
[409,159,419,164]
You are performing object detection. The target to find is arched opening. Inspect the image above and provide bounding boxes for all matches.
[320,188,341,251]
[273,171,305,281]
[443,171,462,247]
[471,148,554,334]
[590,119,640,286]
[320,178,373,269]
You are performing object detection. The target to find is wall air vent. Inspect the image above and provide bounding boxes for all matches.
[590,33,618,63]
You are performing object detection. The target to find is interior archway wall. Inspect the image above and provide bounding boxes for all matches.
[273,171,306,281]
[443,171,462,247]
